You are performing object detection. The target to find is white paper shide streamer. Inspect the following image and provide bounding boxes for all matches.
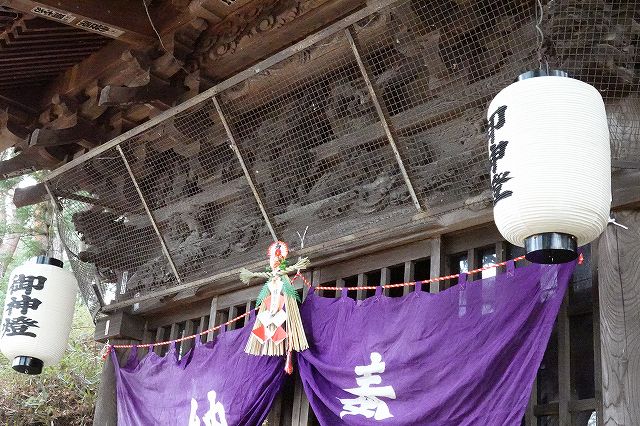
[0,256,78,374]
[487,71,611,263]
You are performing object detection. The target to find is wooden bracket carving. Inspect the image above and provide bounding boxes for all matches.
[99,76,183,109]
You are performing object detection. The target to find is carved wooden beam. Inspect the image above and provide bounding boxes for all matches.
[0,146,62,178]
[98,76,183,109]
[197,0,366,81]
[29,117,103,150]
[13,182,48,208]
[41,41,141,105]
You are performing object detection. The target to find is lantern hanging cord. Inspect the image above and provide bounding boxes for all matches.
[534,0,548,72]
[45,196,55,258]
[141,0,190,74]
[105,255,534,353]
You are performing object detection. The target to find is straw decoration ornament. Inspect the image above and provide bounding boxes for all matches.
[241,241,309,372]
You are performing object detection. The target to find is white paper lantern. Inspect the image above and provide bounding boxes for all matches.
[487,70,611,263]
[0,256,78,374]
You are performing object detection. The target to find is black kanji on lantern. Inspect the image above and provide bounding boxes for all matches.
[6,294,42,316]
[2,316,39,337]
[487,105,513,205]
[491,172,513,205]
[489,140,509,174]
[9,274,46,295]
[488,105,507,142]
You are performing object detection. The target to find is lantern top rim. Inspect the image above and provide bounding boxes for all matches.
[517,69,569,81]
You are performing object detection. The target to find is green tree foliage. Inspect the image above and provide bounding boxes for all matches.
[0,174,101,425]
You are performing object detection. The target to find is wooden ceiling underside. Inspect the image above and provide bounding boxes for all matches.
[0,0,365,199]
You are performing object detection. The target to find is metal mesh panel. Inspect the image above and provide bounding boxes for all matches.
[537,0,640,164]
[120,99,274,284]
[352,0,537,211]
[353,0,640,210]
[48,147,175,309]
[46,0,640,306]
[542,0,640,167]
[219,31,416,247]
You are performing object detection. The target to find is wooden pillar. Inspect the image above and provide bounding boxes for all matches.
[93,339,136,426]
[93,309,144,425]
[429,236,444,293]
[598,209,640,425]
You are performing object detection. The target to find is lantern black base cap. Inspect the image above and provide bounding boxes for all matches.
[12,356,43,375]
[524,233,578,264]
[35,255,63,268]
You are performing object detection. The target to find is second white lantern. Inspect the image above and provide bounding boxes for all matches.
[487,70,611,263]
[0,256,78,374]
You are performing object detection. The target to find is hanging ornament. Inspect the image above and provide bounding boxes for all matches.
[240,241,309,368]
[0,256,78,374]
[487,70,611,263]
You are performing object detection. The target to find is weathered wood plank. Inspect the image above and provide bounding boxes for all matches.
[558,294,570,426]
[93,338,137,426]
[429,236,443,294]
[207,297,218,341]
[154,327,164,355]
[181,319,195,355]
[381,266,391,296]
[403,260,414,295]
[525,376,538,426]
[599,210,640,425]
[590,238,604,426]
[356,273,367,300]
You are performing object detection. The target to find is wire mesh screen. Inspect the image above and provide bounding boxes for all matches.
[119,100,274,284]
[45,0,640,308]
[351,0,539,211]
[218,31,415,248]
[48,146,175,315]
[545,0,640,167]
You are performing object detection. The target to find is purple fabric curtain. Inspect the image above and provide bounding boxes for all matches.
[298,261,576,425]
[113,317,284,426]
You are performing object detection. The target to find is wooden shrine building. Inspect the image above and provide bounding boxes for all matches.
[0,0,638,424]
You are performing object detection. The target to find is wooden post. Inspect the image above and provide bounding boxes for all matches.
[207,297,218,341]
[598,210,640,425]
[558,293,570,426]
[403,261,415,295]
[430,237,444,293]
[92,339,136,426]
[356,273,368,300]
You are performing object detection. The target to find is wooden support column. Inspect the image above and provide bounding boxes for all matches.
[430,236,444,294]
[93,338,138,426]
[356,273,368,300]
[403,261,415,295]
[207,297,218,341]
[598,210,640,425]
[381,266,391,296]
[558,293,571,426]
[181,319,195,355]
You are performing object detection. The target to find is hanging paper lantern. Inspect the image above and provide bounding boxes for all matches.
[0,256,78,374]
[487,70,611,264]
